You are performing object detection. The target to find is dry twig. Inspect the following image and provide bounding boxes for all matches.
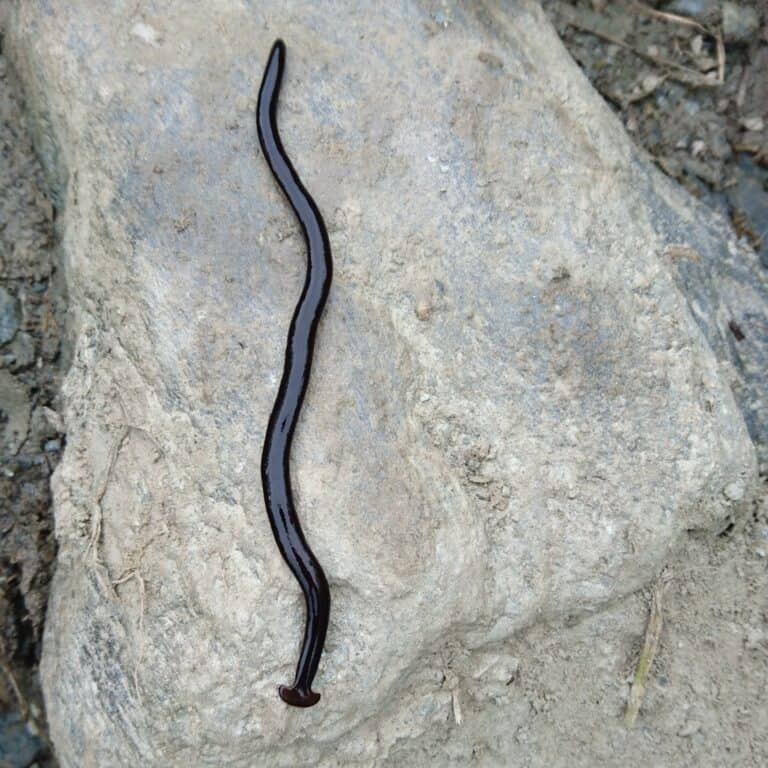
[631,1,708,33]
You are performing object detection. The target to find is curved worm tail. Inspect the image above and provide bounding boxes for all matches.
[257,39,332,708]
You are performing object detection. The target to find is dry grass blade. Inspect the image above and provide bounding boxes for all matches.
[716,33,725,84]
[625,569,673,727]
[631,1,709,33]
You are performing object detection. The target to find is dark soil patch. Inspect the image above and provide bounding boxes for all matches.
[0,36,65,768]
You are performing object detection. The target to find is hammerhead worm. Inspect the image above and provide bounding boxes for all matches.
[257,40,332,708]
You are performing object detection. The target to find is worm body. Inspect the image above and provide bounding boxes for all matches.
[257,39,332,708]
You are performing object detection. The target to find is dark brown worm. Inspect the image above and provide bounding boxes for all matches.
[257,39,332,708]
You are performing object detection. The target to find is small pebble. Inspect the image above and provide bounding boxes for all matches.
[722,2,759,44]
[5,332,35,370]
[0,286,20,346]
[723,481,745,502]
[415,299,432,320]
[740,116,765,132]
[690,35,703,56]
[130,21,162,46]
[40,407,64,433]
[0,712,43,768]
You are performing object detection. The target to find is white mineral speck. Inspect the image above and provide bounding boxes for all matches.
[130,22,161,46]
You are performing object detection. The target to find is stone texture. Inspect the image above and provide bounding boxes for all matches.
[727,154,768,268]
[4,1,759,766]
[648,165,768,472]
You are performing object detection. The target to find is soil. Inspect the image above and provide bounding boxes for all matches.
[0,2,766,766]
[0,37,63,768]
[500,487,768,767]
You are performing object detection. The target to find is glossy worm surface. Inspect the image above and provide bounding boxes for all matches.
[257,39,332,708]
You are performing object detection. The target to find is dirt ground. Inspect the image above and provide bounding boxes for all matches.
[498,488,768,767]
[0,38,62,768]
[0,2,766,767]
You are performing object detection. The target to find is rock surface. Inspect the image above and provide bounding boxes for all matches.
[4,1,758,766]
[650,168,768,473]
[543,0,768,472]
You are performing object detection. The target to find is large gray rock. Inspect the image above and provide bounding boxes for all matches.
[647,166,768,473]
[5,1,759,765]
